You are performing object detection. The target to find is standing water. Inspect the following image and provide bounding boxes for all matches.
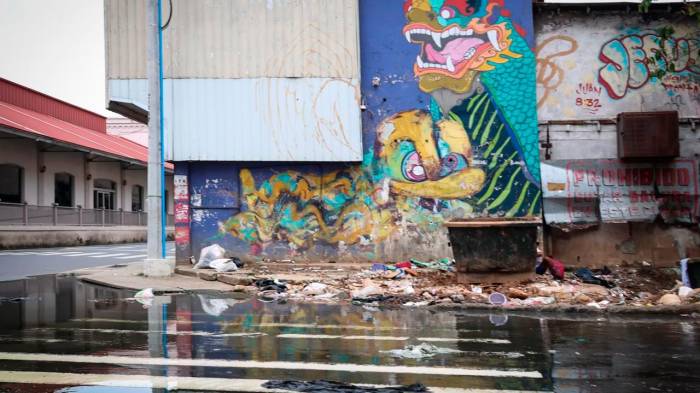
[0,274,698,392]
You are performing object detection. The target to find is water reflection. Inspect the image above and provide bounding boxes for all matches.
[0,275,698,393]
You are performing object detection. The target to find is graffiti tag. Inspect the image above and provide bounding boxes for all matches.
[574,82,603,115]
[536,35,578,108]
[598,34,700,99]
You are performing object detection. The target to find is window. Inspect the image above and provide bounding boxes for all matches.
[0,164,23,203]
[93,179,116,210]
[54,172,74,207]
[131,185,144,211]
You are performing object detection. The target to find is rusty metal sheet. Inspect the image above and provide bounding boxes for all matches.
[542,159,699,224]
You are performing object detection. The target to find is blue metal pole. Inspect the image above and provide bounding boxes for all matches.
[158,0,166,259]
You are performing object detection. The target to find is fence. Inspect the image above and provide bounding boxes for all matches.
[0,202,174,227]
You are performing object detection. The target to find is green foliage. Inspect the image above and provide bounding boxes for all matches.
[638,0,699,79]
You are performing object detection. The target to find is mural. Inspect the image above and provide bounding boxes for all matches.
[207,0,541,260]
[536,12,700,120]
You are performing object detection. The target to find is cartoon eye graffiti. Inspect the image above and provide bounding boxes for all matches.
[439,153,468,178]
[439,7,454,19]
[402,151,428,182]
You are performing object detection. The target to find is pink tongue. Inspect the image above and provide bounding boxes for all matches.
[425,38,485,64]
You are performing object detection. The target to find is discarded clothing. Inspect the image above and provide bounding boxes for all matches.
[574,268,615,288]
[381,343,461,359]
[255,279,288,293]
[371,263,388,272]
[395,261,413,269]
[262,380,429,393]
[537,257,565,280]
[351,295,393,304]
[410,258,454,272]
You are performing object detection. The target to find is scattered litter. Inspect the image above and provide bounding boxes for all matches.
[541,256,565,280]
[371,263,387,272]
[133,288,154,308]
[403,300,430,307]
[303,283,329,296]
[488,292,507,306]
[574,268,615,288]
[471,285,483,294]
[352,285,383,299]
[209,258,238,273]
[255,279,288,293]
[678,286,693,298]
[194,244,226,269]
[395,261,412,269]
[262,380,428,393]
[658,293,682,305]
[522,296,556,305]
[381,343,462,359]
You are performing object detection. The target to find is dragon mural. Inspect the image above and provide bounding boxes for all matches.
[220,0,541,259]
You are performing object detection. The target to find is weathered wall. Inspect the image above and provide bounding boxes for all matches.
[535,6,700,266]
[535,8,699,120]
[179,0,542,262]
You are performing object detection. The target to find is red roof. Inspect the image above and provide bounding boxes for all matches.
[0,78,170,169]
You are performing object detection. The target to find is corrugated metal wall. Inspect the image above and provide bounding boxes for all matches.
[105,0,362,162]
[106,0,359,79]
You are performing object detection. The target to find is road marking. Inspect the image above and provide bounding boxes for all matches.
[277,334,409,341]
[115,254,147,259]
[29,328,265,338]
[419,338,511,344]
[87,253,129,258]
[0,371,552,392]
[0,352,543,378]
[57,252,107,257]
[34,328,504,344]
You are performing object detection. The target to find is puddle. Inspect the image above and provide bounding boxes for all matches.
[0,274,698,392]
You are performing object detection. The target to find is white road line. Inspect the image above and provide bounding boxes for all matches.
[277,334,409,341]
[0,352,543,378]
[34,328,503,343]
[58,252,107,257]
[0,371,552,393]
[30,328,264,338]
[419,338,511,344]
[87,253,129,258]
[114,254,147,259]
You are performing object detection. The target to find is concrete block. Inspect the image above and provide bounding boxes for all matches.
[198,270,218,281]
[143,257,175,277]
[217,274,254,286]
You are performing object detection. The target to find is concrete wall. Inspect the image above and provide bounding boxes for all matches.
[535,8,699,120]
[535,6,700,267]
[179,0,543,262]
[39,152,86,207]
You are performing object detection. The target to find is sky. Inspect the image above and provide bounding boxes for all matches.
[0,0,116,117]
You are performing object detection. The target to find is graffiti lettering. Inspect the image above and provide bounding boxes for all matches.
[574,82,602,115]
[536,35,578,108]
[598,34,700,99]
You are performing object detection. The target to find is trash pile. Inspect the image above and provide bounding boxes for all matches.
[190,244,700,311]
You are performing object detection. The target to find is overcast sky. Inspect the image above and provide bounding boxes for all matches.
[0,0,116,117]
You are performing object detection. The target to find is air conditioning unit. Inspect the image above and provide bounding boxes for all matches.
[617,111,679,160]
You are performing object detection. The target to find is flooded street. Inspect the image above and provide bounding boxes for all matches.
[0,275,698,393]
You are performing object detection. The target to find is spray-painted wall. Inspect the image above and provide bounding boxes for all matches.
[535,8,699,120]
[178,0,542,262]
[534,6,700,267]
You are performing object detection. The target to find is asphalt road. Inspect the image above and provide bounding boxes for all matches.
[0,242,175,281]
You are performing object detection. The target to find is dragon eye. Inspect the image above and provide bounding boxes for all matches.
[439,7,454,19]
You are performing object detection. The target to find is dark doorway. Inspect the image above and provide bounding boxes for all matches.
[0,164,23,203]
[54,172,74,207]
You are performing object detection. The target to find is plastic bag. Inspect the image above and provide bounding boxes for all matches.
[194,244,226,269]
[209,258,238,273]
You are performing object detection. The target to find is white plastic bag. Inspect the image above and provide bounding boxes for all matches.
[194,244,226,269]
[209,258,238,273]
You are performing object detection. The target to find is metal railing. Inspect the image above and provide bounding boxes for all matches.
[0,202,174,227]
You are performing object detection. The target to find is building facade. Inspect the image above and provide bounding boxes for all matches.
[105,0,700,266]
[0,78,174,227]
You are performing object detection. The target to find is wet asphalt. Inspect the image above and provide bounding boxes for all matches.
[0,242,175,281]
[0,274,698,393]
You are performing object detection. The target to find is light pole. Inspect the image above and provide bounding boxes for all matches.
[145,0,172,276]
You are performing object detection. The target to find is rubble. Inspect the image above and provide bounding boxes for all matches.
[181,257,700,312]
